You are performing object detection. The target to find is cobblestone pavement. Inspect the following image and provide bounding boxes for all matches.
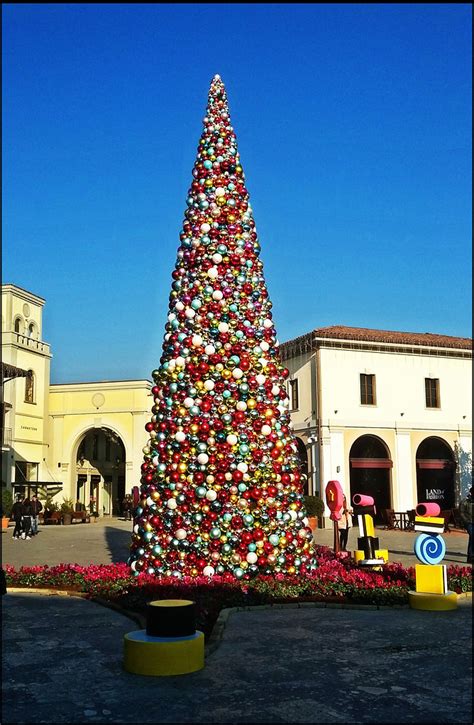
[1,518,472,724]
[2,591,472,724]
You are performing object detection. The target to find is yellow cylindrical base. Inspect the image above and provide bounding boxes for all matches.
[123,630,205,676]
[408,590,458,611]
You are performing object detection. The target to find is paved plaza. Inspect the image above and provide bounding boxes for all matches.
[1,516,470,570]
[1,519,472,724]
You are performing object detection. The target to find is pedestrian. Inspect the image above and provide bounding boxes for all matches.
[338,494,353,552]
[21,497,33,540]
[75,498,85,512]
[11,495,24,540]
[122,494,132,521]
[459,485,473,564]
[30,494,43,536]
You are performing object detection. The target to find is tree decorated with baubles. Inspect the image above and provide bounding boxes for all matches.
[129,75,316,580]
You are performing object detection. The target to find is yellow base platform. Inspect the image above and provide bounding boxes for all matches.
[123,630,205,676]
[408,590,458,611]
[354,549,388,565]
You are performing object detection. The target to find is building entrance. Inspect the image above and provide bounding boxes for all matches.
[349,435,393,522]
[75,427,126,516]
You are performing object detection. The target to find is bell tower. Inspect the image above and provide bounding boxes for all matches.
[1,284,52,490]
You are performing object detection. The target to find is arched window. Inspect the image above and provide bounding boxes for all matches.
[14,317,22,333]
[25,371,35,404]
[27,322,36,338]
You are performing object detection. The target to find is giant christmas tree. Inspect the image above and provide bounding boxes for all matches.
[129,75,316,579]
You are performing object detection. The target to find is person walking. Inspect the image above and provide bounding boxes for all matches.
[338,495,353,552]
[122,494,133,521]
[459,486,473,564]
[21,497,33,540]
[11,495,24,540]
[30,494,43,536]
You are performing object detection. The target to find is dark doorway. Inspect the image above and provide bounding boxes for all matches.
[116,475,126,515]
[349,435,392,522]
[294,437,309,495]
[76,474,87,503]
[416,437,455,509]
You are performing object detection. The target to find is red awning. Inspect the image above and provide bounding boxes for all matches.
[350,458,393,469]
[416,459,454,470]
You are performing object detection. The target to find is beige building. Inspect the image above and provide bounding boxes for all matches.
[280,326,472,521]
[2,285,472,521]
[2,284,152,515]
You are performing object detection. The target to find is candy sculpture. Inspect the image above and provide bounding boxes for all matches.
[352,494,388,568]
[325,480,344,554]
[128,75,316,580]
[124,599,204,676]
[408,502,457,610]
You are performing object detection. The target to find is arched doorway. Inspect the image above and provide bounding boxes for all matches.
[75,427,126,516]
[294,437,309,495]
[416,437,456,509]
[349,435,392,521]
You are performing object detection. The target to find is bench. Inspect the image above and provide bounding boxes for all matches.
[71,511,90,524]
[41,511,62,525]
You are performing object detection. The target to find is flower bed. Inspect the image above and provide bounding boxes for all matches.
[4,546,471,639]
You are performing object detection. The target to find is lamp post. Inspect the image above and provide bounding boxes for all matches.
[307,432,319,497]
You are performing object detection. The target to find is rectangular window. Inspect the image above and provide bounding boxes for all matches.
[360,374,376,405]
[24,372,34,404]
[425,378,440,408]
[290,379,299,410]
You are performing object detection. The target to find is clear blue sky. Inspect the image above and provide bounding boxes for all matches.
[3,3,472,384]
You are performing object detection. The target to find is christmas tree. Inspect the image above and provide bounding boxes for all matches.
[129,75,316,579]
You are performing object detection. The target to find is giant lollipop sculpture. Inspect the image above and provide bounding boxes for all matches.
[128,75,316,580]
[408,502,457,610]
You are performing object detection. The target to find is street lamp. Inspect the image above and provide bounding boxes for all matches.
[307,432,319,497]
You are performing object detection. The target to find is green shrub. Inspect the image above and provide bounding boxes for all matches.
[304,495,325,517]
[1,488,13,518]
[60,497,75,513]
[44,497,59,513]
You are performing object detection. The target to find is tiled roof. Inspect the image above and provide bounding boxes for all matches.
[281,325,472,351]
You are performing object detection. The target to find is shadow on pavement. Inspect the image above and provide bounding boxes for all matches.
[103,525,132,563]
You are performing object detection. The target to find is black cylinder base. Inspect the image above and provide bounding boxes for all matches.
[146,599,196,638]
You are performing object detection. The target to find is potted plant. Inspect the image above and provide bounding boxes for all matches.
[44,497,59,515]
[1,488,13,529]
[304,495,325,531]
[60,497,75,525]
